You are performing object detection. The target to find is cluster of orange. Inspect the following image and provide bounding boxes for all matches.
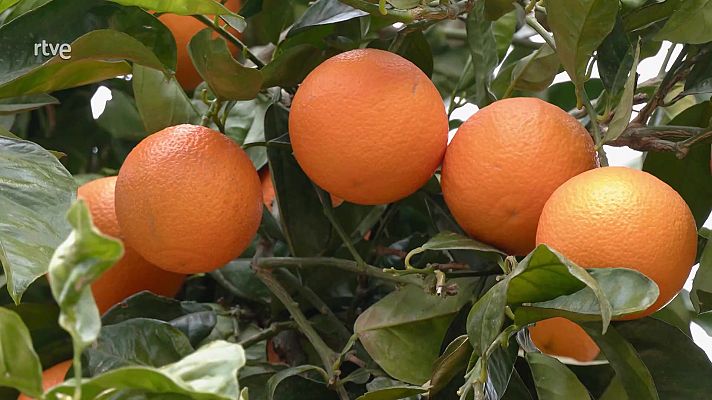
[30,36,698,399]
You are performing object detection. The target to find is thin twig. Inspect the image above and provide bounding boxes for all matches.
[194,15,265,68]
[525,16,556,52]
[238,321,296,348]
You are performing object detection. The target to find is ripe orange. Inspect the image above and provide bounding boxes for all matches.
[78,177,185,313]
[536,166,697,317]
[159,0,241,90]
[259,168,343,211]
[441,97,597,255]
[289,48,448,205]
[529,317,599,362]
[115,124,262,274]
[18,360,71,400]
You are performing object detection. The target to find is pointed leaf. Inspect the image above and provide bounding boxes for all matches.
[0,308,43,397]
[526,353,590,400]
[604,42,640,143]
[654,0,712,44]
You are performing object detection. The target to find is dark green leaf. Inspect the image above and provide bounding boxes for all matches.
[132,64,200,133]
[108,0,241,16]
[289,0,367,36]
[501,369,533,400]
[642,102,712,227]
[267,365,329,400]
[0,308,43,397]
[262,44,323,88]
[5,303,72,367]
[597,18,634,98]
[211,259,271,304]
[429,335,472,396]
[508,245,612,331]
[617,318,712,399]
[547,0,618,97]
[102,292,213,326]
[0,94,58,114]
[264,104,332,256]
[582,322,659,400]
[47,341,246,400]
[493,10,518,59]
[84,319,194,376]
[96,89,148,141]
[487,338,518,400]
[692,236,712,312]
[604,42,640,143]
[49,201,123,350]
[467,280,508,355]
[622,0,683,32]
[0,135,75,303]
[407,231,506,265]
[355,281,473,384]
[485,0,516,20]
[189,29,263,101]
[526,353,590,400]
[466,0,498,107]
[654,0,712,44]
[355,386,428,400]
[508,44,559,93]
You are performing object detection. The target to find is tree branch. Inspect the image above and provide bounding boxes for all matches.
[339,0,474,23]
[606,125,712,158]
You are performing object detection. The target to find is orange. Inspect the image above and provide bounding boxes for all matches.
[529,318,599,362]
[441,97,596,255]
[159,0,241,90]
[536,166,697,317]
[259,168,343,211]
[18,360,71,400]
[115,124,262,274]
[78,177,185,313]
[289,48,448,205]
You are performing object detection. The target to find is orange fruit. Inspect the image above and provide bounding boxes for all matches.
[441,97,596,255]
[18,360,71,400]
[159,0,241,90]
[78,177,185,313]
[259,168,343,211]
[529,318,599,362]
[115,124,262,274]
[289,48,448,205]
[536,166,697,318]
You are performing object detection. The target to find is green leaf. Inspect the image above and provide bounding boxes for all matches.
[508,245,612,331]
[485,0,516,20]
[501,370,534,400]
[597,18,634,98]
[487,339,519,399]
[622,0,683,32]
[642,102,712,227]
[264,104,332,256]
[211,260,271,304]
[96,89,148,141]
[406,231,506,265]
[603,41,640,143]
[0,135,76,303]
[267,365,329,400]
[466,280,508,355]
[0,308,43,397]
[515,268,658,324]
[0,0,20,13]
[48,200,124,350]
[262,44,323,88]
[466,0,498,107]
[508,44,559,94]
[47,340,246,400]
[5,303,72,368]
[83,318,194,376]
[188,29,263,101]
[108,0,241,17]
[0,0,175,87]
[355,281,473,384]
[526,353,590,400]
[429,335,472,396]
[356,386,428,400]
[0,94,59,114]
[547,0,618,98]
[289,0,367,36]
[616,318,712,398]
[692,236,712,312]
[582,322,659,400]
[654,0,712,44]
[101,292,213,326]
[132,64,200,133]
[493,10,518,59]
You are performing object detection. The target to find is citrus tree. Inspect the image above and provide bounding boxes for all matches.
[0,0,711,399]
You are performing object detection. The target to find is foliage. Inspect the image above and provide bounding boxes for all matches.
[0,0,710,399]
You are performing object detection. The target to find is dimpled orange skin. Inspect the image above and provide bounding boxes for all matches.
[115,124,262,274]
[18,360,71,400]
[159,0,241,90]
[289,48,448,205]
[529,318,600,362]
[441,97,597,256]
[536,167,698,318]
[77,177,185,314]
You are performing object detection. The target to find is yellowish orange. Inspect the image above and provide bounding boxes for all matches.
[115,124,262,274]
[536,166,697,318]
[529,318,599,362]
[159,0,241,90]
[18,360,72,400]
[289,48,448,205]
[77,177,185,313]
[441,97,597,255]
